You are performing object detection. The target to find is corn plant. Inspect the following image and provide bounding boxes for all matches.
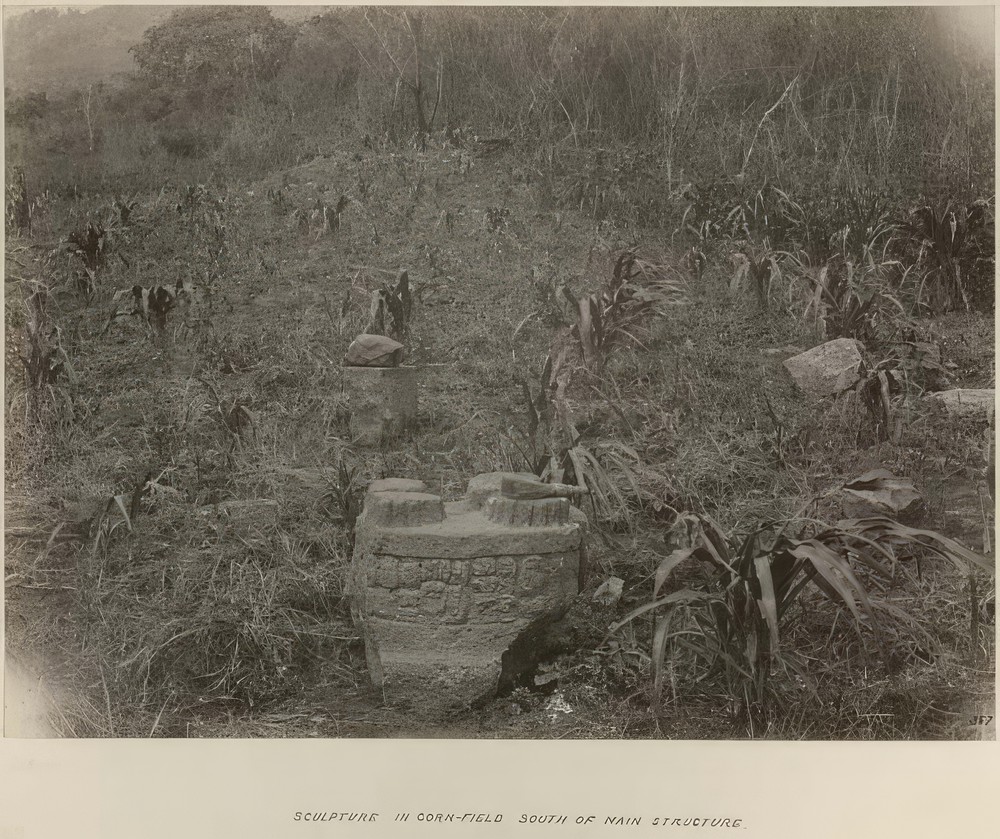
[518,354,557,475]
[810,259,878,342]
[321,456,363,543]
[681,179,796,251]
[610,513,993,719]
[785,250,905,344]
[835,187,896,262]
[503,352,643,532]
[18,287,75,425]
[904,200,991,313]
[730,244,780,309]
[65,220,106,293]
[6,168,32,235]
[369,269,412,342]
[573,250,684,374]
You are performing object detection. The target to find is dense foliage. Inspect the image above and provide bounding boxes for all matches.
[131,7,296,90]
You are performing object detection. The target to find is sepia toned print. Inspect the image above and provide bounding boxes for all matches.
[4,4,994,741]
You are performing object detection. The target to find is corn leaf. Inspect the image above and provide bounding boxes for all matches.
[654,548,695,596]
[753,556,780,651]
[607,589,714,634]
[652,613,672,698]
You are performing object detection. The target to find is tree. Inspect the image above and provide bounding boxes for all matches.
[131,7,295,90]
[361,8,442,134]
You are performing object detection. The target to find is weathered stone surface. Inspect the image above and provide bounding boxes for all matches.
[369,478,428,494]
[501,476,585,500]
[358,503,585,557]
[350,472,586,711]
[924,388,995,421]
[363,491,445,527]
[343,365,418,444]
[344,333,404,367]
[484,495,570,526]
[783,338,864,397]
[837,469,923,520]
[465,472,537,509]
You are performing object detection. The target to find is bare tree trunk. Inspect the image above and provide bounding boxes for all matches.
[82,85,96,153]
[405,11,429,133]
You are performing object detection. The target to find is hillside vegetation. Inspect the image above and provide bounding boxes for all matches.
[4,6,995,739]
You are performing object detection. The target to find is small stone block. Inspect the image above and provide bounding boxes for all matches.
[364,491,445,527]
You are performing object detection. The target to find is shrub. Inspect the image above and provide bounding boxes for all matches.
[611,513,993,719]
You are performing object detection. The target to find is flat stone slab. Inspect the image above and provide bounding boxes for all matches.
[924,388,995,421]
[783,338,864,397]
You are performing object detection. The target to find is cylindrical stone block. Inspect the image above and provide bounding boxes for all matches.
[342,365,418,445]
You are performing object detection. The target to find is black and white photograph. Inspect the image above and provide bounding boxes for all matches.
[3,0,995,756]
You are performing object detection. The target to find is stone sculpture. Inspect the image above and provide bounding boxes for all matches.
[350,473,588,711]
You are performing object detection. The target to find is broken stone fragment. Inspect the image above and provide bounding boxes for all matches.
[783,338,864,397]
[344,333,404,367]
[923,388,995,421]
[837,469,923,520]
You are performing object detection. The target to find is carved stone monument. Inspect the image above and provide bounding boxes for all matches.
[350,473,587,711]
